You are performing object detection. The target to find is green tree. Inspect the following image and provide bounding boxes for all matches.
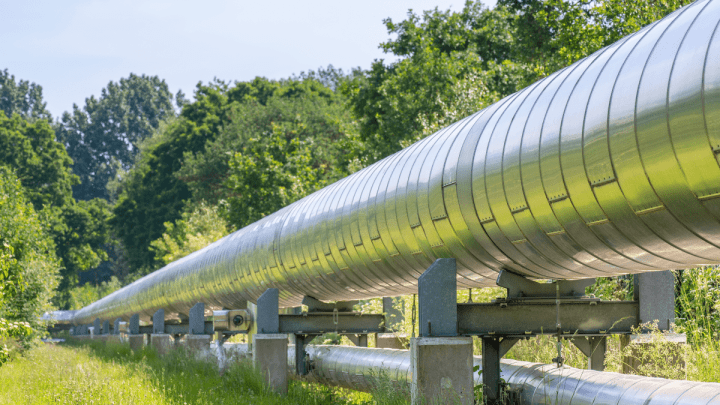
[150,203,229,266]
[0,112,76,209]
[112,76,352,273]
[0,167,60,341]
[343,2,528,161]
[111,80,236,272]
[179,85,356,208]
[499,0,691,80]
[67,276,121,311]
[0,69,51,122]
[0,111,110,308]
[224,119,326,229]
[57,74,176,201]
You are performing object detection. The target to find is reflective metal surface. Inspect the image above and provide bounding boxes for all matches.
[73,0,720,324]
[41,310,77,324]
[299,345,720,404]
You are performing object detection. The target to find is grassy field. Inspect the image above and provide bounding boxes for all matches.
[0,340,372,405]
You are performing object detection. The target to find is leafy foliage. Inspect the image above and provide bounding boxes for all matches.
[0,69,51,122]
[500,0,692,81]
[0,111,77,209]
[57,74,176,201]
[0,167,59,346]
[150,204,229,266]
[224,123,323,229]
[67,276,122,311]
[111,80,236,272]
[113,75,356,273]
[343,2,529,161]
[0,109,110,308]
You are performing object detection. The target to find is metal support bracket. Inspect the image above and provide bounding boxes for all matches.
[257,288,280,334]
[129,314,140,335]
[295,334,311,375]
[153,309,165,334]
[635,271,675,331]
[571,336,607,371]
[418,258,457,337]
[189,302,205,335]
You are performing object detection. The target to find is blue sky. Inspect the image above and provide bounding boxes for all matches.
[1,0,496,118]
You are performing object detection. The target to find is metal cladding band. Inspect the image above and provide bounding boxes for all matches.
[298,346,720,404]
[73,0,720,324]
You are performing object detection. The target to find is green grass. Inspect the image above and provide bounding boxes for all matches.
[0,340,373,405]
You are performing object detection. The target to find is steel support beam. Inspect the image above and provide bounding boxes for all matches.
[457,300,638,336]
[278,314,384,335]
[418,258,457,337]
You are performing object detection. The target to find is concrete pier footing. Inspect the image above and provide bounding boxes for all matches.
[376,333,407,349]
[410,337,474,405]
[150,334,172,356]
[185,335,212,358]
[129,334,144,351]
[253,334,288,394]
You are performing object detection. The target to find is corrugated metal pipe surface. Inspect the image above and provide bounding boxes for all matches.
[74,0,720,324]
[298,346,720,404]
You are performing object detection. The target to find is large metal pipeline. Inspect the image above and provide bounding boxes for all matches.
[73,0,720,324]
[216,344,720,404]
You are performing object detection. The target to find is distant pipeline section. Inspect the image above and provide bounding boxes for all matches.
[73,0,720,325]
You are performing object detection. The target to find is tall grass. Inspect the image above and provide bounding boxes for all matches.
[0,340,371,404]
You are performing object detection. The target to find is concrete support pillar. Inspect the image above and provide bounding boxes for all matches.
[253,334,288,394]
[150,334,172,356]
[254,288,288,394]
[129,334,144,352]
[410,337,474,405]
[105,335,122,345]
[185,334,212,358]
[410,259,473,405]
[376,333,407,349]
[621,333,687,376]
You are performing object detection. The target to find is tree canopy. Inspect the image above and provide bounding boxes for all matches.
[0,70,51,122]
[57,74,176,201]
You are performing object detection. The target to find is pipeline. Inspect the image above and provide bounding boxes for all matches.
[73,0,720,325]
[216,344,720,404]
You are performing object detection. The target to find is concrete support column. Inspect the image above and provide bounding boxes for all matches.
[185,335,212,358]
[410,259,474,405]
[254,288,288,394]
[253,334,288,394]
[410,337,474,405]
[128,334,144,351]
[150,334,172,355]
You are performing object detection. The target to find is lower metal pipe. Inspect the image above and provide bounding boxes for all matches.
[298,346,720,405]
[215,343,720,403]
